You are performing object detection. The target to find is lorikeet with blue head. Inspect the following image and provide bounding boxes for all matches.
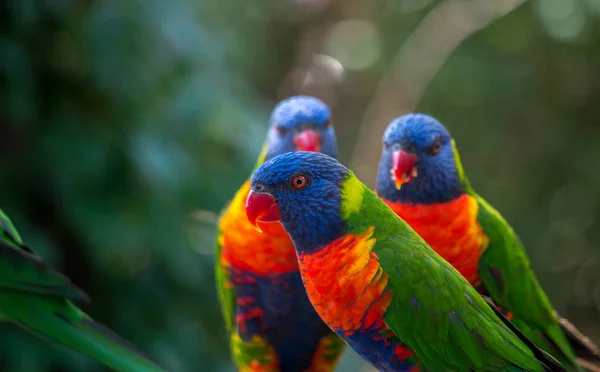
[245,151,567,372]
[375,113,600,371]
[215,96,346,371]
[0,209,166,372]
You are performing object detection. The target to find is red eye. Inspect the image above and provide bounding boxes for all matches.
[432,141,442,154]
[292,175,307,189]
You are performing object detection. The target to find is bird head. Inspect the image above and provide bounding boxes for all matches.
[376,113,462,204]
[246,152,348,252]
[264,96,338,162]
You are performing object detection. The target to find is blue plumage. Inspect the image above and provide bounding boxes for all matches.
[230,267,332,371]
[376,113,462,205]
[344,332,418,372]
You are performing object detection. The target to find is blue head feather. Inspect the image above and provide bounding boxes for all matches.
[376,113,462,204]
[251,152,348,253]
[265,96,338,161]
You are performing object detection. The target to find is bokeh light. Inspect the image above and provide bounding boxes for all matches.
[325,20,381,70]
[535,0,587,42]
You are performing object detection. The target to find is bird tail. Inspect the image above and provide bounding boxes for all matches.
[556,315,600,372]
[10,301,166,372]
[481,296,567,372]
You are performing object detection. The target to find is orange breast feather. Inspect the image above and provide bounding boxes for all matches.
[298,227,392,337]
[384,194,488,287]
[219,181,298,275]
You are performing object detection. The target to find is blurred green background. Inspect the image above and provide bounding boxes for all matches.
[1,0,599,371]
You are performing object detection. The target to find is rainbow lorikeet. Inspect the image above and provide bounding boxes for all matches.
[0,209,166,372]
[215,96,346,371]
[375,113,600,371]
[245,151,567,372]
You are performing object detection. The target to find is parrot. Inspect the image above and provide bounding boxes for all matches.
[0,209,166,372]
[214,96,347,371]
[375,113,600,371]
[245,151,568,372]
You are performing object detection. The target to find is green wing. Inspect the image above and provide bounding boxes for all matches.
[451,140,578,369]
[473,195,577,368]
[215,203,235,331]
[0,210,166,372]
[481,295,567,371]
[347,187,548,371]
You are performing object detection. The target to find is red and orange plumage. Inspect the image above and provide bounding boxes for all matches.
[382,193,488,288]
[220,182,298,277]
[298,228,421,372]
